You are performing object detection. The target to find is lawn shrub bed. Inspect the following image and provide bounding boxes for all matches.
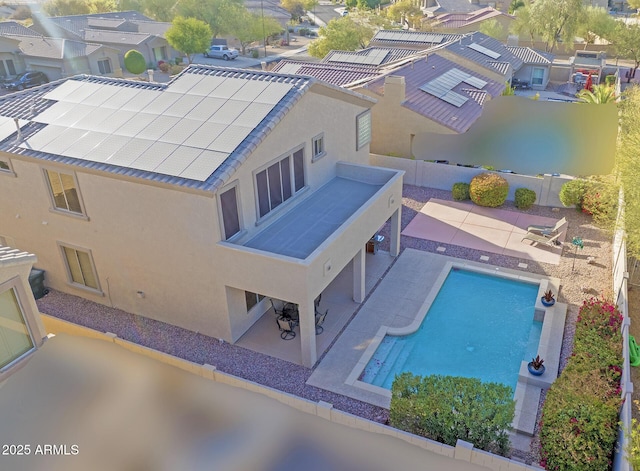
[390,373,514,456]
[539,298,623,471]
[452,182,470,201]
[515,188,537,209]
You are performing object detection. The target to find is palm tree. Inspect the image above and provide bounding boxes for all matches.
[577,84,616,104]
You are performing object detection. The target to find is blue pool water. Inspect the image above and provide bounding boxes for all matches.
[361,269,541,392]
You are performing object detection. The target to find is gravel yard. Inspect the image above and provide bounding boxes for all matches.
[36,184,615,462]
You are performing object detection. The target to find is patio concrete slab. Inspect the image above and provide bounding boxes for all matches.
[402,199,564,265]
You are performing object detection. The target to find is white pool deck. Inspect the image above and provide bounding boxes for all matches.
[307,249,566,442]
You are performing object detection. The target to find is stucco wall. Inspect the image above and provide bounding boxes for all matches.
[356,85,455,158]
[0,87,374,344]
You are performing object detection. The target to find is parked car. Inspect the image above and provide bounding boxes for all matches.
[204,45,239,61]
[3,71,49,91]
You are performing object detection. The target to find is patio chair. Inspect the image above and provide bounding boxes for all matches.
[315,309,328,335]
[277,316,296,340]
[522,231,563,248]
[270,298,286,317]
[527,217,567,236]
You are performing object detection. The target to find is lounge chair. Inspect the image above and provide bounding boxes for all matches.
[277,317,296,340]
[522,231,563,248]
[527,217,567,236]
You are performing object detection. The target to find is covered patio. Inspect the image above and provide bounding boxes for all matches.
[216,162,404,367]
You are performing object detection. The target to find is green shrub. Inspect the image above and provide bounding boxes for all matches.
[452,182,470,201]
[390,373,514,456]
[124,49,146,75]
[605,75,616,87]
[559,179,588,209]
[514,188,536,209]
[539,299,623,471]
[469,172,509,207]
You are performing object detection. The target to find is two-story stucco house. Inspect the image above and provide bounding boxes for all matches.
[0,65,403,367]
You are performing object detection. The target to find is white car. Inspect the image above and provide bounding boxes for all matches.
[204,45,239,61]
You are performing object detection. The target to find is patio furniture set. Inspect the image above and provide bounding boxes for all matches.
[272,296,328,340]
[522,217,566,248]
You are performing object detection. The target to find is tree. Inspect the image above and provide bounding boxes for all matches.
[42,0,117,15]
[577,6,616,50]
[576,83,616,104]
[528,0,585,52]
[42,0,91,16]
[176,0,244,38]
[612,22,640,82]
[510,5,536,46]
[124,49,146,74]
[139,0,176,21]
[165,17,211,63]
[233,10,281,54]
[280,0,305,21]
[386,0,421,29]
[307,16,374,58]
[479,19,505,39]
[508,0,524,14]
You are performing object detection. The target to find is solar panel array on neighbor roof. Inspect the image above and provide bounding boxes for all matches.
[419,68,488,108]
[327,49,390,66]
[467,42,501,59]
[21,73,294,182]
[374,31,445,44]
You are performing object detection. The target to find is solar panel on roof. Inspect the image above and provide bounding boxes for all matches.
[74,107,117,131]
[0,117,20,142]
[426,34,445,43]
[208,78,245,99]
[32,101,76,124]
[254,82,292,105]
[63,131,109,159]
[208,100,249,125]
[208,125,252,153]
[440,91,468,107]
[159,118,201,145]
[100,87,143,110]
[130,141,178,172]
[277,63,303,74]
[468,42,501,59]
[165,73,205,94]
[232,80,271,102]
[186,122,226,149]
[114,112,157,137]
[154,146,202,176]
[86,134,130,162]
[120,89,159,112]
[59,82,105,104]
[41,80,84,102]
[94,109,137,134]
[135,115,181,141]
[38,127,88,155]
[179,149,229,181]
[79,85,120,107]
[463,76,487,89]
[187,96,226,121]
[141,93,181,115]
[162,94,202,118]
[107,138,154,166]
[232,102,274,128]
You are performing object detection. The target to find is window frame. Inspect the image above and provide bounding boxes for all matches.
[356,110,372,151]
[217,181,243,241]
[311,133,326,162]
[42,167,88,219]
[0,279,36,373]
[531,67,545,86]
[245,291,266,313]
[0,158,15,177]
[58,242,102,294]
[253,145,306,222]
[97,58,112,75]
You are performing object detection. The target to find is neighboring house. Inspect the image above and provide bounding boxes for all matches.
[438,31,522,83]
[355,53,503,156]
[323,47,427,68]
[427,7,515,40]
[507,46,554,90]
[0,245,47,382]
[31,11,179,68]
[419,0,509,16]
[0,65,403,368]
[13,35,122,80]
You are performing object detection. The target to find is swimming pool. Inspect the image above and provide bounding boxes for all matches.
[360,268,541,392]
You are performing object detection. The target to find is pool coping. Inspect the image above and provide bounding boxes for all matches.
[307,249,565,437]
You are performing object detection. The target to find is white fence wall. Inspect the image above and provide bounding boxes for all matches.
[370,154,573,208]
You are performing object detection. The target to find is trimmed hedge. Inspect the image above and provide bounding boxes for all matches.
[515,188,536,209]
[452,182,470,201]
[559,179,588,210]
[390,373,514,456]
[124,49,146,75]
[539,299,623,471]
[469,173,509,207]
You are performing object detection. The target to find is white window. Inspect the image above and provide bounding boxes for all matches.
[97,59,112,75]
[255,148,305,219]
[60,244,100,292]
[0,287,34,370]
[532,68,545,86]
[312,133,325,161]
[44,169,85,215]
[356,110,372,150]
[219,185,241,240]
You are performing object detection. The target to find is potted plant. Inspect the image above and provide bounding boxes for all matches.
[541,290,555,307]
[528,355,545,376]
